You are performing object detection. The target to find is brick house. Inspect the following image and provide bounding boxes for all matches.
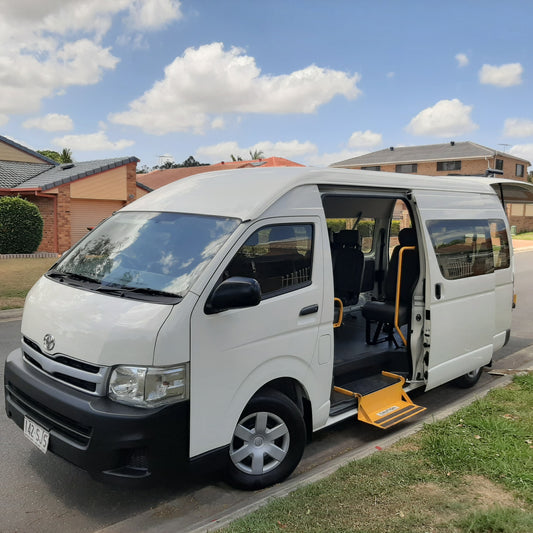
[138,156,304,191]
[331,141,532,232]
[0,135,140,253]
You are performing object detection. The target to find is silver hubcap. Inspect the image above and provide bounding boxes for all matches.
[230,411,290,475]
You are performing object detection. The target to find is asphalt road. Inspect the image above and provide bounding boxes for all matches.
[1,251,533,533]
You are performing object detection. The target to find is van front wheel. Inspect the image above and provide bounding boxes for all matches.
[454,367,483,388]
[226,389,306,490]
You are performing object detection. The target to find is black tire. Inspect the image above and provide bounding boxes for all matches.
[453,367,483,388]
[226,389,306,490]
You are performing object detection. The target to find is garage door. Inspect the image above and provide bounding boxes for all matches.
[70,199,124,246]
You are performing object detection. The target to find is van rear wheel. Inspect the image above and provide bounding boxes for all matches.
[454,367,483,388]
[226,389,306,490]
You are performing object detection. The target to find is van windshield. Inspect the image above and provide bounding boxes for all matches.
[48,212,240,302]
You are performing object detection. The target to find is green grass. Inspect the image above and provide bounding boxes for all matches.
[0,257,57,309]
[222,374,533,533]
[514,232,533,240]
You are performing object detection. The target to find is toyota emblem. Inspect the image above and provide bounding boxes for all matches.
[43,334,55,352]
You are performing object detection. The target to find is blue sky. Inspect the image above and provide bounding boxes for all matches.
[2,0,533,169]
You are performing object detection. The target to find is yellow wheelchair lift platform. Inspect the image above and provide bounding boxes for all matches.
[333,371,426,429]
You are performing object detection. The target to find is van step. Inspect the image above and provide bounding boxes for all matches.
[333,371,425,429]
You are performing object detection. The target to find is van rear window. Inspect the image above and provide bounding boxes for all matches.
[426,219,509,280]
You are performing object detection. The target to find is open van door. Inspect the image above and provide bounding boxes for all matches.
[418,180,533,390]
[415,189,501,390]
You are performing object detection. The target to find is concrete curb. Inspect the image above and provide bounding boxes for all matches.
[0,308,23,321]
[95,346,533,533]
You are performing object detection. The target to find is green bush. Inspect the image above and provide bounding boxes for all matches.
[0,196,44,254]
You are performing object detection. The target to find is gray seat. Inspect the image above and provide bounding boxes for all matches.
[332,230,364,306]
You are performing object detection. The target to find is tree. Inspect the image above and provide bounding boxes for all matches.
[59,148,73,163]
[37,150,61,163]
[230,154,243,161]
[249,149,264,160]
[37,148,73,164]
[528,171,533,184]
[0,196,44,254]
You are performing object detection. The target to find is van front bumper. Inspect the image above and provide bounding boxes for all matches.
[4,348,190,482]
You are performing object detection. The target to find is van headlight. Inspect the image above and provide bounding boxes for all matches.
[108,364,188,408]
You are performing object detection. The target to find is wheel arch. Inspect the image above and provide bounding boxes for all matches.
[256,377,313,441]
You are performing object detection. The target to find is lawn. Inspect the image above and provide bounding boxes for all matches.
[514,232,533,240]
[0,257,57,309]
[223,373,533,533]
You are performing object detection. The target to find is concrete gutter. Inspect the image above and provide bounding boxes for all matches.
[95,346,533,533]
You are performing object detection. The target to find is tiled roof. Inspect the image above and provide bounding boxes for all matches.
[138,157,304,190]
[0,161,54,188]
[0,134,58,165]
[330,141,531,167]
[7,157,139,191]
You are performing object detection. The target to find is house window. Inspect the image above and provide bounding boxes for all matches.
[395,164,418,173]
[516,164,525,177]
[437,161,462,171]
[361,166,381,171]
[495,159,504,171]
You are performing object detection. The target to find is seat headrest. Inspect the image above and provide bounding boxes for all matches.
[334,229,360,247]
[269,225,296,243]
[399,228,417,247]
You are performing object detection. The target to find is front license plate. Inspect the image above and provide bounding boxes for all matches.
[23,416,50,454]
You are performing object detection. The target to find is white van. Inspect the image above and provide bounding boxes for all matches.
[5,167,533,489]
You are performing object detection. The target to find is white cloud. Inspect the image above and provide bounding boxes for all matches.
[509,144,533,167]
[0,1,182,118]
[348,130,382,148]
[386,72,395,79]
[0,114,8,126]
[52,131,135,151]
[479,63,523,87]
[455,53,469,67]
[23,113,74,132]
[124,0,183,31]
[503,118,533,138]
[210,117,225,130]
[406,98,478,137]
[109,42,362,135]
[196,139,318,164]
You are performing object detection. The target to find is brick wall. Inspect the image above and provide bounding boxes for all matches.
[360,156,527,180]
[56,184,71,253]
[126,162,138,204]
[30,195,56,253]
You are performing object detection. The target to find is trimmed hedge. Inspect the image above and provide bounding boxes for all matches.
[0,196,44,254]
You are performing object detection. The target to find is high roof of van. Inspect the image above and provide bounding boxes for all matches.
[122,167,533,220]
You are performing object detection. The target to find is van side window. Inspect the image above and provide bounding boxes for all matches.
[226,224,313,297]
[490,219,510,270]
[327,218,375,253]
[388,200,412,258]
[426,219,495,279]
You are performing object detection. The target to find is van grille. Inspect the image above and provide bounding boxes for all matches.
[6,382,92,446]
[22,337,110,396]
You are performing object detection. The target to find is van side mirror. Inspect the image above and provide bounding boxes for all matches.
[205,277,261,314]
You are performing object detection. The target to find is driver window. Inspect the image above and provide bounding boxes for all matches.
[226,224,313,298]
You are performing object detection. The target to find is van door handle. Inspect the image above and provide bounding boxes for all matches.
[300,304,319,316]
[435,283,442,300]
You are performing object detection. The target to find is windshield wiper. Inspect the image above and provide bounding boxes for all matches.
[47,270,99,285]
[96,284,182,302]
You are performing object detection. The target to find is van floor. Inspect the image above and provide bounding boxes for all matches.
[330,311,412,416]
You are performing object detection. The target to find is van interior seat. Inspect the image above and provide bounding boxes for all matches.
[332,229,364,306]
[362,228,419,345]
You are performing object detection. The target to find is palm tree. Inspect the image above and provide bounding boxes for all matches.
[249,149,264,160]
[59,148,73,164]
